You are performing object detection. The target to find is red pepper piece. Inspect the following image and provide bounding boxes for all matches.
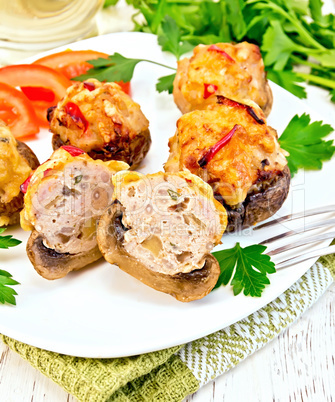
[21,86,55,102]
[20,172,33,194]
[64,102,89,131]
[61,145,85,156]
[83,81,95,91]
[43,168,54,178]
[204,83,218,99]
[216,96,265,125]
[208,45,235,62]
[198,125,238,168]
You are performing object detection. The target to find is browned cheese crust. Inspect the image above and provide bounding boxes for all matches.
[165,97,290,232]
[173,42,273,116]
[0,139,39,226]
[49,79,151,169]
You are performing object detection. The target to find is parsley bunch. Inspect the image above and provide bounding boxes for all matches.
[106,0,335,102]
[0,228,21,306]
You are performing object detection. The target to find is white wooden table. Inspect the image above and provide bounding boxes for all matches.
[1,2,335,401]
[0,283,334,401]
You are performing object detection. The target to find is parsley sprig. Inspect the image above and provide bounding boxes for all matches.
[0,270,20,305]
[212,243,276,297]
[0,227,21,249]
[74,52,176,93]
[157,16,193,60]
[279,114,335,176]
[0,228,21,306]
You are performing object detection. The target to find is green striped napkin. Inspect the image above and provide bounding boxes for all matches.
[2,255,334,402]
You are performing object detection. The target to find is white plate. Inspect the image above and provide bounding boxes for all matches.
[0,32,334,358]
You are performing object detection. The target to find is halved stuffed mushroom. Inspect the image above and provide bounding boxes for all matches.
[20,146,129,280]
[48,78,151,169]
[173,42,273,116]
[97,171,227,302]
[165,96,290,232]
[0,122,39,226]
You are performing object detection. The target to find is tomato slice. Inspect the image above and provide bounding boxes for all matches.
[34,50,109,79]
[33,50,131,95]
[0,106,17,126]
[0,64,71,100]
[117,81,131,96]
[21,88,55,127]
[0,64,71,127]
[21,86,55,102]
[0,82,39,138]
[30,100,53,128]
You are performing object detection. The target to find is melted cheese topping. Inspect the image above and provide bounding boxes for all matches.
[165,102,288,206]
[0,122,32,205]
[50,79,149,152]
[173,42,271,114]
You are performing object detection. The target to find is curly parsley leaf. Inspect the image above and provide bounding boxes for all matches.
[279,113,335,177]
[156,73,176,94]
[0,270,20,306]
[158,16,193,60]
[212,243,276,297]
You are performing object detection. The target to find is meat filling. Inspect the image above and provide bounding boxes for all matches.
[115,173,224,275]
[30,160,115,254]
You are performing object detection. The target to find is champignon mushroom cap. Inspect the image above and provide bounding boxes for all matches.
[52,129,151,170]
[17,140,40,171]
[262,81,273,117]
[218,165,291,232]
[27,230,102,280]
[97,202,221,302]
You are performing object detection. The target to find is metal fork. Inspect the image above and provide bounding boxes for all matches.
[253,205,335,269]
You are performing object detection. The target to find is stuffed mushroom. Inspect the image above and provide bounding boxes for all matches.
[20,146,129,280]
[48,79,151,169]
[97,171,227,302]
[0,122,39,226]
[165,96,290,232]
[173,42,273,116]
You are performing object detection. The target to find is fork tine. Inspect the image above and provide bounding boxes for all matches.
[267,231,335,256]
[259,218,335,245]
[275,244,335,270]
[254,204,335,230]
